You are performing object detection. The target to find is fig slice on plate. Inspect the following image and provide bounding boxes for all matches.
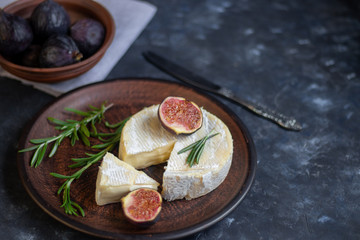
[158,96,203,135]
[121,188,162,227]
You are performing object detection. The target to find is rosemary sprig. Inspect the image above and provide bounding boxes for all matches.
[49,117,129,216]
[178,130,219,167]
[19,102,113,168]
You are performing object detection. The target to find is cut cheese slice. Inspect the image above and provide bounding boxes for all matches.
[119,105,177,169]
[95,152,159,206]
[119,104,233,201]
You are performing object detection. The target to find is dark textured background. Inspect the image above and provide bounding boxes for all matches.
[1,0,359,239]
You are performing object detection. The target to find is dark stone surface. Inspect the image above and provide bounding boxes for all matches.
[1,0,359,239]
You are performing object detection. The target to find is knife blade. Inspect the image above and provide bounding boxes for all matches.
[143,51,302,131]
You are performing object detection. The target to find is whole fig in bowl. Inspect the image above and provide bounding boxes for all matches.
[0,0,115,82]
[21,45,41,67]
[30,0,70,41]
[0,9,33,57]
[70,18,105,58]
[39,34,83,68]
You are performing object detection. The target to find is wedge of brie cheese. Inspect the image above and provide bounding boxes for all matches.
[95,152,159,206]
[119,104,233,201]
[119,105,177,169]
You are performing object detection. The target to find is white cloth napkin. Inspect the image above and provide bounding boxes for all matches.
[0,0,156,96]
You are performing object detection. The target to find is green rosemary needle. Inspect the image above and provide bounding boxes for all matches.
[19,102,113,168]
[178,130,219,167]
[50,116,129,217]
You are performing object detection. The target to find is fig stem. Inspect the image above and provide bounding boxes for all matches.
[74,52,83,61]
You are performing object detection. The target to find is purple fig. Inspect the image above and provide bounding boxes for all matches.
[70,18,105,58]
[0,9,33,57]
[30,0,70,41]
[21,45,41,67]
[39,35,83,68]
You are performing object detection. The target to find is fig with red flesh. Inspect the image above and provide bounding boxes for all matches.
[121,188,162,227]
[158,96,203,135]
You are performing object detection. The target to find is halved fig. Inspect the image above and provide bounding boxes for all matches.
[121,188,162,227]
[158,96,203,135]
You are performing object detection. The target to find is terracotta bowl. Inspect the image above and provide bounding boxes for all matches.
[0,0,115,83]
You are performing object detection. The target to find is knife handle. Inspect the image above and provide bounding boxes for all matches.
[227,95,302,131]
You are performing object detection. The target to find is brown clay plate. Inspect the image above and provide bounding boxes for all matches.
[17,78,256,239]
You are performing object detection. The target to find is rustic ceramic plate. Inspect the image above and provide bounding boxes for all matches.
[17,79,256,239]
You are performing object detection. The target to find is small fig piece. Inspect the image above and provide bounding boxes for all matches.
[70,18,105,58]
[0,10,33,56]
[158,96,203,135]
[30,0,70,41]
[39,34,83,68]
[121,188,162,227]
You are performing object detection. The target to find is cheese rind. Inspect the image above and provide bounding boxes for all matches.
[95,152,159,206]
[119,104,233,201]
[119,105,176,169]
[162,109,233,200]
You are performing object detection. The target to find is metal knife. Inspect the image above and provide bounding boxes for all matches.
[142,51,302,131]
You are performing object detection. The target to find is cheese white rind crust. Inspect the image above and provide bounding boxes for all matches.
[95,152,159,206]
[119,104,233,201]
[162,109,233,200]
[119,105,177,169]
